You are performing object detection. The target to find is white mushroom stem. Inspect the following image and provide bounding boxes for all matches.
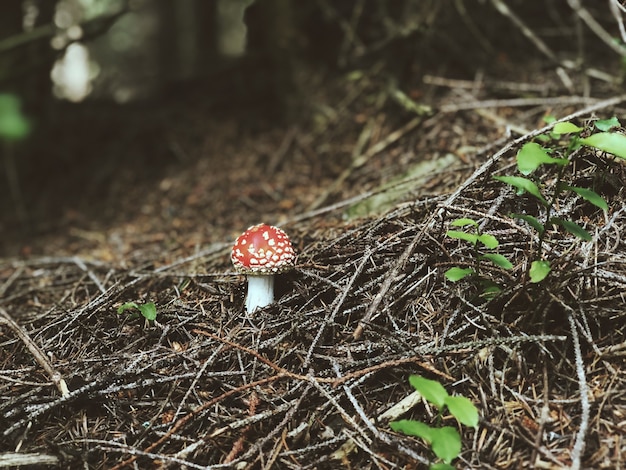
[245,274,275,313]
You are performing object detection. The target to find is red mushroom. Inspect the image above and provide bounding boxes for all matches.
[231,224,295,313]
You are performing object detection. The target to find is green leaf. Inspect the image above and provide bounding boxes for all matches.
[476,233,499,249]
[430,426,462,464]
[445,267,475,282]
[565,186,608,211]
[138,302,157,321]
[551,218,592,241]
[480,282,502,299]
[450,218,478,228]
[510,213,545,234]
[516,142,568,175]
[493,176,548,206]
[0,94,31,141]
[529,260,551,283]
[117,301,157,321]
[346,70,364,81]
[446,227,499,250]
[580,132,626,159]
[390,419,433,442]
[594,117,620,131]
[543,115,556,124]
[480,253,513,269]
[409,375,448,409]
[444,395,479,428]
[552,121,582,135]
[446,230,479,245]
[430,464,456,470]
[117,302,140,314]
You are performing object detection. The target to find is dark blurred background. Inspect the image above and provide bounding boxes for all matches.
[1,0,623,257]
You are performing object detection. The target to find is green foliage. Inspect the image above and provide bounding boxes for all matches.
[551,218,591,241]
[510,213,544,234]
[516,142,568,175]
[444,267,474,282]
[444,395,480,427]
[444,217,512,297]
[479,253,513,270]
[552,121,582,135]
[450,218,478,228]
[429,427,462,464]
[446,230,498,249]
[391,375,479,467]
[492,175,548,206]
[563,185,609,211]
[409,375,447,408]
[529,260,551,283]
[580,132,626,159]
[479,280,503,297]
[391,419,433,442]
[0,94,31,141]
[594,117,620,131]
[542,115,557,124]
[493,118,622,283]
[430,464,456,470]
[117,302,157,321]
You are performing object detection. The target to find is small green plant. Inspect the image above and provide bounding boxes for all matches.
[444,218,513,298]
[390,375,479,469]
[493,118,625,283]
[117,301,157,321]
[0,94,31,141]
[1,94,32,224]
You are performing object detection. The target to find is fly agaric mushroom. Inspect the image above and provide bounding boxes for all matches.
[231,224,295,313]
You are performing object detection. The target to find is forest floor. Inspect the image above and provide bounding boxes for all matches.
[1,60,626,469]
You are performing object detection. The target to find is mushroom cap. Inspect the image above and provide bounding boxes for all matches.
[231,224,295,274]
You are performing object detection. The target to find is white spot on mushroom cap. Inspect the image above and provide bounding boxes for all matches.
[231,223,295,274]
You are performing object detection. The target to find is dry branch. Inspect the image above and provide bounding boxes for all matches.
[0,307,69,398]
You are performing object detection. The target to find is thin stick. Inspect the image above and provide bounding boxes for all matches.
[568,0,626,57]
[490,0,557,62]
[73,256,106,294]
[610,0,626,43]
[0,307,70,397]
[0,453,59,466]
[440,95,597,113]
[0,265,24,299]
[566,309,590,470]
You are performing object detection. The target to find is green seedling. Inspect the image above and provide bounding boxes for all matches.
[445,218,512,298]
[593,117,620,132]
[580,131,626,159]
[391,375,479,469]
[0,94,30,141]
[117,302,157,321]
[493,118,623,283]
[1,94,32,224]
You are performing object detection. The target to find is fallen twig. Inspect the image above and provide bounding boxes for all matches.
[0,307,69,398]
